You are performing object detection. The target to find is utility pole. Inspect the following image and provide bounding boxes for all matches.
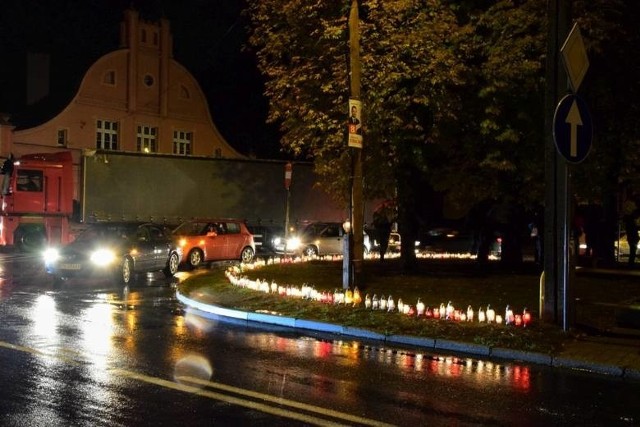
[348,0,364,288]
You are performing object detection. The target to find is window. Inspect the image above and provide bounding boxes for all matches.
[137,125,157,153]
[143,74,154,87]
[57,129,68,146]
[173,130,192,155]
[226,222,240,234]
[103,70,116,85]
[16,170,43,192]
[96,120,119,150]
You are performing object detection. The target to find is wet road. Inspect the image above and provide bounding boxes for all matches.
[0,251,639,426]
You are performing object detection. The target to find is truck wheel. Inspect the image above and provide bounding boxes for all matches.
[240,247,254,263]
[164,252,180,277]
[187,249,203,269]
[115,257,134,285]
[16,228,47,252]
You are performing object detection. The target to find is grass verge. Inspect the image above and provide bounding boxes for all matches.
[178,257,640,355]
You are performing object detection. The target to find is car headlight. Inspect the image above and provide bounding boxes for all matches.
[273,237,282,246]
[43,248,60,264]
[286,237,301,250]
[90,248,117,267]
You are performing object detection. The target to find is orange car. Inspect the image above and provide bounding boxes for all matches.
[173,219,255,268]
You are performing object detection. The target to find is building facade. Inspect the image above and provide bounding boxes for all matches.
[1,9,242,168]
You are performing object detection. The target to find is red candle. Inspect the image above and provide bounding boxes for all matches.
[523,310,532,327]
[515,314,523,327]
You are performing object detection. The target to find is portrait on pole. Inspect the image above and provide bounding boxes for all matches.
[348,99,363,148]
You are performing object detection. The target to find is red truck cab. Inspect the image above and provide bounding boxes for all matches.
[0,152,74,250]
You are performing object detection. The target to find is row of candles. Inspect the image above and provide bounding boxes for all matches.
[225,266,532,327]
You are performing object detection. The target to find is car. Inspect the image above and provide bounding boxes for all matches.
[275,222,344,257]
[615,232,640,261]
[418,226,501,257]
[43,222,182,285]
[275,222,370,257]
[246,224,285,255]
[369,231,401,253]
[173,219,255,268]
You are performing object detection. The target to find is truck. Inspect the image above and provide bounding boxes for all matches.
[0,150,346,251]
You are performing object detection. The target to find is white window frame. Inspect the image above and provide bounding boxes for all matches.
[173,130,192,155]
[57,128,68,146]
[137,125,157,153]
[96,120,119,150]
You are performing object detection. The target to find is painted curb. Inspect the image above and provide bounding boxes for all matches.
[624,367,640,380]
[552,356,624,377]
[387,335,436,349]
[491,347,553,366]
[176,292,247,320]
[248,312,296,327]
[295,319,343,334]
[435,339,491,356]
[342,327,387,341]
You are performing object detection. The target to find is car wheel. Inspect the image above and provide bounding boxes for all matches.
[303,245,318,257]
[240,247,254,263]
[164,252,180,277]
[117,257,134,285]
[187,249,203,269]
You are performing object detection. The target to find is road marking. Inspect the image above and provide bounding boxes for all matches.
[0,341,394,426]
[175,374,393,427]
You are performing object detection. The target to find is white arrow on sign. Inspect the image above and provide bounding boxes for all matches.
[565,100,583,157]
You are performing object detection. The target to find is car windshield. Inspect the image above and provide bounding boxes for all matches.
[75,224,139,242]
[173,222,214,236]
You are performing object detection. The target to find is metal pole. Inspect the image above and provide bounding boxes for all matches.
[543,0,571,329]
[349,0,364,288]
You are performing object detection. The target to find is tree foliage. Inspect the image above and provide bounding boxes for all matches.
[245,0,640,266]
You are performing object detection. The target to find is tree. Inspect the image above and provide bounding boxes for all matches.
[245,0,640,268]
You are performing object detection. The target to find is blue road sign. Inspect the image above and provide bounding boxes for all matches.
[553,94,593,163]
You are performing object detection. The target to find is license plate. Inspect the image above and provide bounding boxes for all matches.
[59,263,81,270]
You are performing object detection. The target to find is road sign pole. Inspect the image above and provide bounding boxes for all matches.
[544,0,572,329]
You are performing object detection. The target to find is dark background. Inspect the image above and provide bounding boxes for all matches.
[0,0,283,159]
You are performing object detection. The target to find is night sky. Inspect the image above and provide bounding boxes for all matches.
[0,0,282,159]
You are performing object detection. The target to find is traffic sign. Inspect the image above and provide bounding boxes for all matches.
[553,94,592,163]
[284,162,292,190]
[561,23,589,93]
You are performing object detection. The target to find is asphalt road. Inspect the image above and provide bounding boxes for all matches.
[0,252,638,426]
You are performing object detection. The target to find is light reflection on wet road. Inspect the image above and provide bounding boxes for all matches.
[0,251,638,426]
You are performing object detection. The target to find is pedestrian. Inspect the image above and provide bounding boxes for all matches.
[530,207,544,266]
[1,153,14,195]
[623,210,639,267]
[373,209,392,262]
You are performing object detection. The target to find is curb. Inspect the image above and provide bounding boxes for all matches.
[176,291,637,380]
